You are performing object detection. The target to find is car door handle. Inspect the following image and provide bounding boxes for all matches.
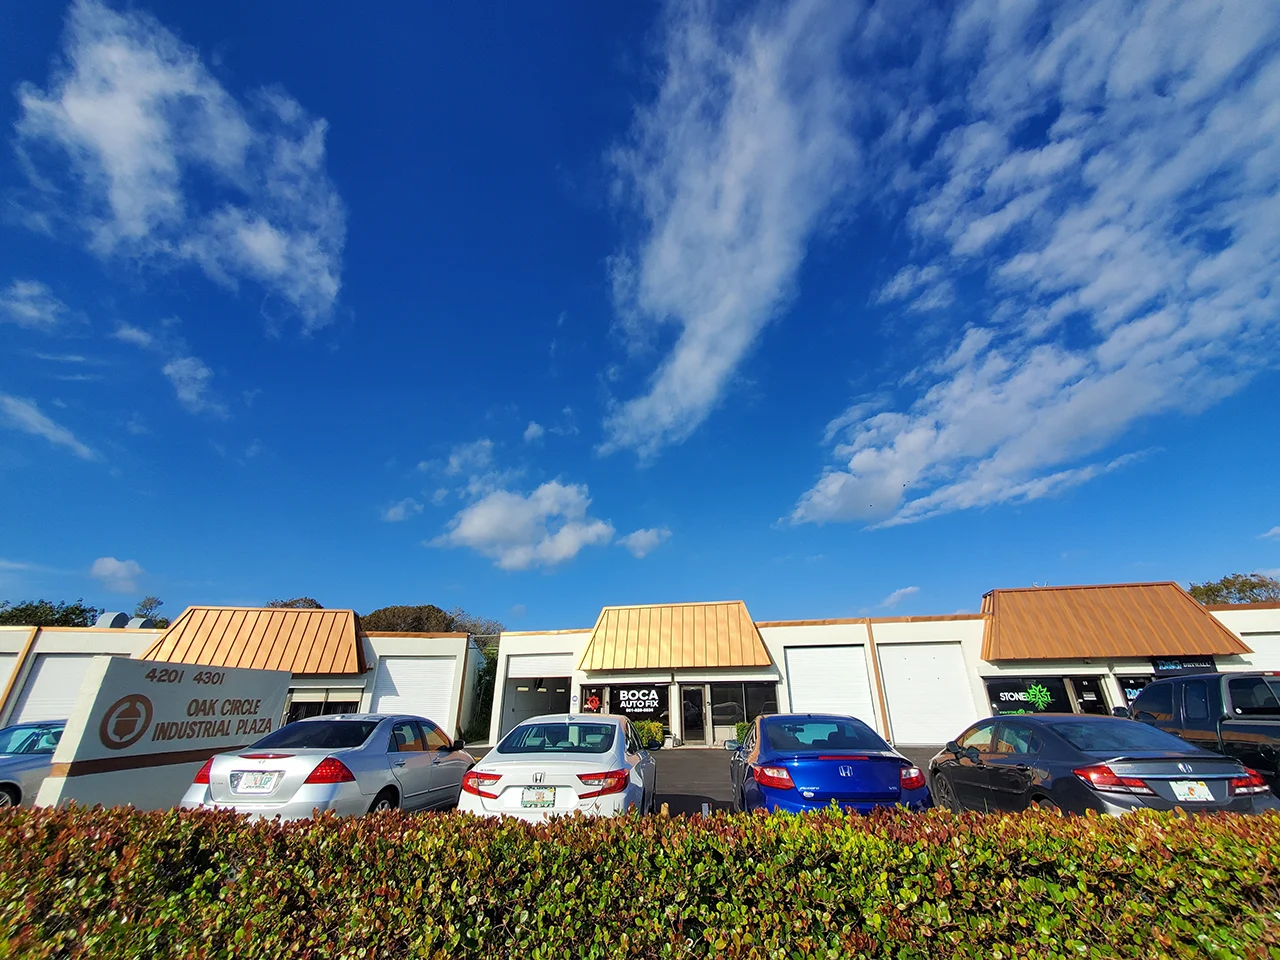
[1015,764,1031,772]
[392,760,406,767]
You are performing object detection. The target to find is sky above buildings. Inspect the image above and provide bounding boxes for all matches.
[1,0,1278,629]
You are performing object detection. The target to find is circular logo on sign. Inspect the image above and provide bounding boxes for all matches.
[99,694,153,750]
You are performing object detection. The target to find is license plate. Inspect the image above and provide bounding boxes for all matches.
[1171,780,1212,802]
[521,786,556,808]
[234,771,279,794]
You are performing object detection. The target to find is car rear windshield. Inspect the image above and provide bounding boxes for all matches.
[0,723,62,755]
[1227,676,1280,716]
[1049,719,1196,754]
[762,718,889,753]
[497,722,616,754]
[251,720,379,750]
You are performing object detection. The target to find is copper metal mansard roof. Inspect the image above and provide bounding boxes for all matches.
[138,606,368,675]
[980,582,1251,661]
[578,601,774,671]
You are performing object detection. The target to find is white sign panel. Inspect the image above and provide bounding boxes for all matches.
[37,656,290,810]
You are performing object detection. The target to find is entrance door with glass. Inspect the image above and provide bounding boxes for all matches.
[681,687,706,745]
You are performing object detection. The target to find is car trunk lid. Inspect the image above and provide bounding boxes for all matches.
[779,752,904,801]
[470,755,621,813]
[207,748,331,804]
[1085,756,1244,809]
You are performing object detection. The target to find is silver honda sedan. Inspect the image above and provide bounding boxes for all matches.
[180,714,474,819]
[0,720,65,807]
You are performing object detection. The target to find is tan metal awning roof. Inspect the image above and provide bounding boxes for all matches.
[981,582,1252,661]
[578,601,773,672]
[138,607,368,675]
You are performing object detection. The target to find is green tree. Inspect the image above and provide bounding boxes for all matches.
[266,597,324,609]
[360,604,455,632]
[0,599,102,627]
[448,606,505,642]
[133,596,171,628]
[1189,573,1280,605]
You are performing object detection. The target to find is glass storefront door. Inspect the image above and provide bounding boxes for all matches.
[681,687,706,744]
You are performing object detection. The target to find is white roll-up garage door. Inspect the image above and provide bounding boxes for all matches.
[784,646,880,732]
[11,654,98,723]
[878,642,978,746]
[0,655,15,697]
[371,657,458,730]
[506,652,576,678]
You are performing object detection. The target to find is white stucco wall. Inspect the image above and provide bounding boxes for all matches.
[1211,607,1280,671]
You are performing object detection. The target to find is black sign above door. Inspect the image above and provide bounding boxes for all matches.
[1150,656,1216,675]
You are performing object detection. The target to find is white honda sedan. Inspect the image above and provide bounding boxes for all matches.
[458,714,658,821]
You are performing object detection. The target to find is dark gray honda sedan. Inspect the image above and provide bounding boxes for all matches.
[929,713,1277,815]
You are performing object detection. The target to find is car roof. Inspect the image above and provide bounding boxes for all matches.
[758,713,871,724]
[1008,713,1129,726]
[293,713,412,723]
[517,713,624,726]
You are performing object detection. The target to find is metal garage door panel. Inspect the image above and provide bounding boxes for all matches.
[784,646,879,733]
[0,655,15,697]
[879,643,978,746]
[12,654,98,723]
[371,657,457,730]
[506,653,576,678]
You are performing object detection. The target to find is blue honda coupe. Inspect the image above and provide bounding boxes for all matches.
[728,714,930,813]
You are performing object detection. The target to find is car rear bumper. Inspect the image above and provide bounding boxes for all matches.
[457,791,636,821]
[1090,791,1280,816]
[179,783,370,820]
[753,787,931,814]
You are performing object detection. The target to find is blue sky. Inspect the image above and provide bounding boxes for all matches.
[2,0,1279,629]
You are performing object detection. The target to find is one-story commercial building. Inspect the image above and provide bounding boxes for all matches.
[488,583,1280,749]
[0,606,484,737]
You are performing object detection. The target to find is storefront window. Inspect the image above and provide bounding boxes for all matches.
[581,686,605,714]
[1066,676,1110,715]
[983,677,1071,716]
[745,682,778,719]
[611,685,669,730]
[711,682,778,728]
[1118,676,1154,705]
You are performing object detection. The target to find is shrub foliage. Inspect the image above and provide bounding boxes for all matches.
[1,806,1277,958]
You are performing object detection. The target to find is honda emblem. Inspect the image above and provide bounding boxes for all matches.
[533,772,545,784]
[838,765,854,778]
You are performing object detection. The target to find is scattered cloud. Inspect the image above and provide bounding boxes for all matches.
[0,393,97,459]
[794,1,1280,526]
[1261,527,1280,540]
[34,352,91,363]
[433,480,615,571]
[382,497,423,522]
[618,526,672,558]
[880,585,920,609]
[602,0,860,457]
[0,280,69,330]
[123,412,149,435]
[874,265,954,312]
[442,438,494,476]
[523,421,545,444]
[90,556,142,593]
[162,356,227,417]
[112,324,156,349]
[510,603,527,618]
[15,0,345,329]
[430,488,449,506]
[0,559,36,572]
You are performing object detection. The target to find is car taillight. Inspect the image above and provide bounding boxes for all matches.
[752,765,795,790]
[303,758,356,784]
[192,758,214,785]
[1073,764,1154,795]
[1230,768,1270,796]
[900,766,926,791]
[461,770,501,799]
[577,769,630,799]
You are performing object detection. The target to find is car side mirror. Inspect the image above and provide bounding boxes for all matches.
[1111,706,1130,718]
[644,739,662,751]
[450,738,465,751]
[724,739,741,751]
[945,740,961,756]
[964,746,981,763]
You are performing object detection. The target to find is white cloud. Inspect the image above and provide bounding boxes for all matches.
[874,265,955,312]
[602,0,860,457]
[162,356,226,417]
[880,585,920,609]
[0,559,36,572]
[112,324,155,348]
[430,488,449,506]
[795,0,1280,526]
[0,393,97,460]
[618,526,672,558]
[382,497,423,522]
[15,0,345,329]
[523,421,545,443]
[1261,526,1280,540]
[0,280,68,330]
[443,438,494,476]
[434,480,615,571]
[90,556,142,593]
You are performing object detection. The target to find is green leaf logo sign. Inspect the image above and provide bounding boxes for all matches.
[1026,684,1053,710]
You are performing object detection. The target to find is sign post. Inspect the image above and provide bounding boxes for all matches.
[37,656,290,811]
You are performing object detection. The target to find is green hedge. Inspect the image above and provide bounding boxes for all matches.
[1,806,1278,958]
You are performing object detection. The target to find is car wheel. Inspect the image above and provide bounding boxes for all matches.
[1030,795,1060,813]
[0,785,17,808]
[932,773,961,812]
[368,788,398,814]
